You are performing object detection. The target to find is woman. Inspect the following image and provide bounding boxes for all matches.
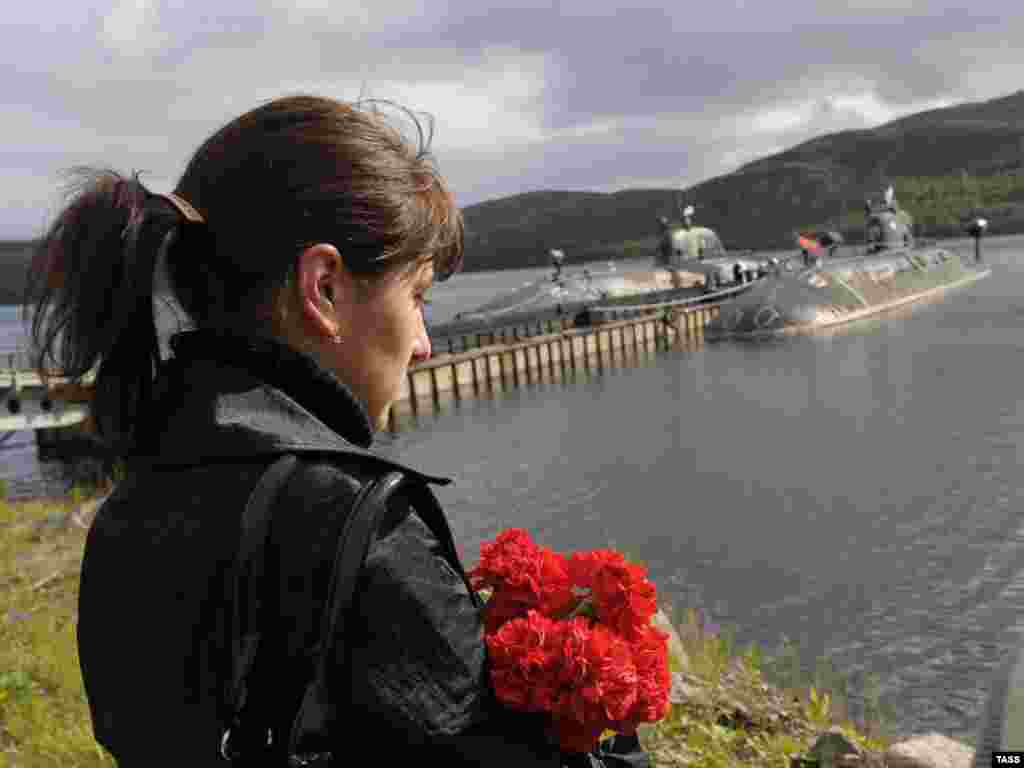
[27,96,644,767]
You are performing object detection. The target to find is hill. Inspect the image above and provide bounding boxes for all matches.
[0,242,35,306]
[5,90,1024,302]
[460,89,1024,269]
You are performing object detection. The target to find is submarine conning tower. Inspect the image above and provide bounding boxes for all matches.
[864,186,914,253]
[655,206,727,269]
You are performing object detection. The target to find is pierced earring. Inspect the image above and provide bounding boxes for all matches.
[331,334,343,345]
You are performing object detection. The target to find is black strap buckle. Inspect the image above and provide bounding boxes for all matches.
[288,753,333,767]
[220,729,236,761]
[220,727,273,761]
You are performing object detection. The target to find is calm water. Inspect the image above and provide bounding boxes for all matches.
[4,236,1024,741]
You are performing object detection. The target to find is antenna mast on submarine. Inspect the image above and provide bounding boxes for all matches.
[677,186,695,229]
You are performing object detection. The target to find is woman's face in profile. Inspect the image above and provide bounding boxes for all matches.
[329,257,435,430]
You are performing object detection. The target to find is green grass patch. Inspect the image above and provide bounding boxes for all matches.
[639,605,895,767]
[0,486,115,766]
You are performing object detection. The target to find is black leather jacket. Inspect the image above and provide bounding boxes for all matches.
[77,328,565,767]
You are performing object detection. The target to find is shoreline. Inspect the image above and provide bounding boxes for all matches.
[0,489,981,766]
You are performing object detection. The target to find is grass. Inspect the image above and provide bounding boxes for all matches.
[638,604,895,767]
[0,481,116,767]
[1,483,896,767]
[638,606,897,768]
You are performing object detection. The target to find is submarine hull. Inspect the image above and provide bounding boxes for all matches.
[427,263,766,350]
[450,266,709,322]
[706,246,990,337]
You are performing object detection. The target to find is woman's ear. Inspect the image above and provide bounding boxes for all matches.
[296,243,348,340]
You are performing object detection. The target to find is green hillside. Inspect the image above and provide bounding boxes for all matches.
[4,89,1024,303]
[460,89,1024,269]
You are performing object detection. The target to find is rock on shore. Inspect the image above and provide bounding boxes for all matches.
[884,733,975,768]
[802,729,975,768]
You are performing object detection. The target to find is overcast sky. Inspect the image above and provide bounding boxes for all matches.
[3,1,1022,238]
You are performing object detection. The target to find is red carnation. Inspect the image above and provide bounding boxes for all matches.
[585,623,639,722]
[591,560,658,640]
[482,589,533,636]
[470,528,542,593]
[623,625,672,727]
[550,618,638,751]
[567,550,627,590]
[487,610,563,711]
[473,531,671,754]
[470,529,576,627]
[536,547,577,617]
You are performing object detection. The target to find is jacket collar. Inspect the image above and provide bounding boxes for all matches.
[133,328,449,485]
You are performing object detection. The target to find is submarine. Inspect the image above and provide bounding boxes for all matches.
[706,187,992,338]
[431,204,772,341]
[652,205,770,290]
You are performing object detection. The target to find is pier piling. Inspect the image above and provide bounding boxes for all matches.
[389,301,723,426]
[6,300,727,449]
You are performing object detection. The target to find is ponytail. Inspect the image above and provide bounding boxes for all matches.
[25,170,183,457]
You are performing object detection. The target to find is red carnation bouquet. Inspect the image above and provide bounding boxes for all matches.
[468,529,672,753]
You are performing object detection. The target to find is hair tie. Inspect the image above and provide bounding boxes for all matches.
[159,193,205,224]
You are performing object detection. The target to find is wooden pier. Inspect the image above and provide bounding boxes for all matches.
[388,302,720,429]
[2,301,724,457]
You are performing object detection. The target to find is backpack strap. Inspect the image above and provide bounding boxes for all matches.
[285,469,407,757]
[222,453,300,760]
[222,453,463,763]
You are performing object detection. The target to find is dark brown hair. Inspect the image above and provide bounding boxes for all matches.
[24,95,464,456]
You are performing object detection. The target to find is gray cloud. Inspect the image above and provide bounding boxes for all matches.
[2,0,1022,237]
